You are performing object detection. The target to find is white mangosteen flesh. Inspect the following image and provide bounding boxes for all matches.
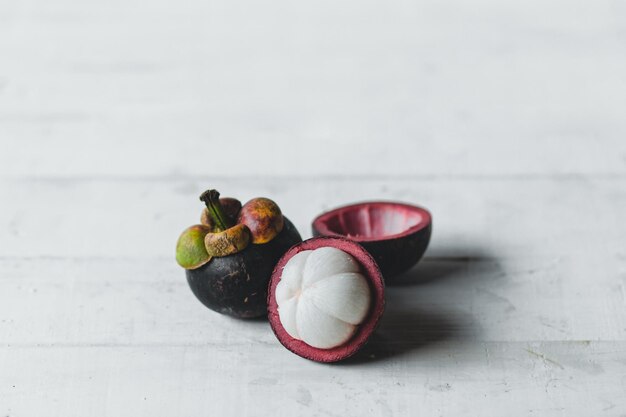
[275,247,371,349]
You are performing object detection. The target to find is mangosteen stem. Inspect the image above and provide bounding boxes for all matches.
[200,189,234,231]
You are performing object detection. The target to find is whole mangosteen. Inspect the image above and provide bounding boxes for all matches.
[176,189,302,319]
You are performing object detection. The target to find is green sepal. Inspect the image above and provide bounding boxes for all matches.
[176,224,213,269]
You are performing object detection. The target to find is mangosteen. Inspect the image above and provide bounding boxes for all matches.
[267,237,385,362]
[176,189,302,319]
[311,202,432,279]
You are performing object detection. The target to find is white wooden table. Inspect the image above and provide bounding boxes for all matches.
[2,0,626,415]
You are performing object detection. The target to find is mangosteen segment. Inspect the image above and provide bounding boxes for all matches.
[275,247,371,349]
[312,202,432,279]
[268,237,385,362]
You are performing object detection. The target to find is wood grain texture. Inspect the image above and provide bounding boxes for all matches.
[2,0,626,415]
[1,0,626,178]
[1,178,626,415]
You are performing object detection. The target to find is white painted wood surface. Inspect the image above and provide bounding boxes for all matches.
[1,0,626,415]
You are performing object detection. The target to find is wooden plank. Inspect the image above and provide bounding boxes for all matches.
[2,342,625,416]
[1,0,625,177]
[1,177,625,344]
[0,177,625,260]
[0,256,624,346]
[1,177,625,415]
[2,0,626,414]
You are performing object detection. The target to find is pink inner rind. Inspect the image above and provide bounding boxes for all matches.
[267,237,385,363]
[312,201,432,242]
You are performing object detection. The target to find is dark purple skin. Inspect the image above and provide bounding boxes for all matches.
[186,217,302,318]
[339,224,432,278]
[311,202,432,279]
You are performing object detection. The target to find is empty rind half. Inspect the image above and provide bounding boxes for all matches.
[268,237,385,362]
[312,201,432,278]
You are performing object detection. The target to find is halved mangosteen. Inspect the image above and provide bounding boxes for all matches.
[311,202,432,279]
[268,237,385,362]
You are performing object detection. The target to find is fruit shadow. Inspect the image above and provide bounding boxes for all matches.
[338,244,503,365]
[390,245,500,287]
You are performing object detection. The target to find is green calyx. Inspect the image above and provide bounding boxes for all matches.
[176,224,212,269]
[205,223,251,257]
[176,190,251,270]
[201,197,242,227]
[199,189,233,231]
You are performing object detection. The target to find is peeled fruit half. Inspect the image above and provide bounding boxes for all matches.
[268,237,385,362]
